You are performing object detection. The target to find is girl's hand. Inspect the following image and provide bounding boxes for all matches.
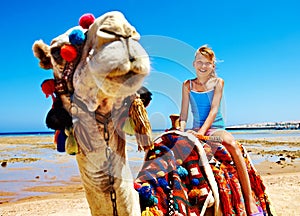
[186,130,199,136]
[197,129,206,136]
[186,130,209,140]
[186,129,204,136]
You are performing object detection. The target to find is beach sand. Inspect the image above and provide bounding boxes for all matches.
[0,135,300,216]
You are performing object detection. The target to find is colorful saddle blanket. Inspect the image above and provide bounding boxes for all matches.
[135,131,276,216]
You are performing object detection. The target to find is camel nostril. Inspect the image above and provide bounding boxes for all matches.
[129,57,135,62]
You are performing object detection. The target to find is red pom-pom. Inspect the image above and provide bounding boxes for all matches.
[60,44,77,62]
[134,182,142,190]
[41,79,55,98]
[79,13,95,29]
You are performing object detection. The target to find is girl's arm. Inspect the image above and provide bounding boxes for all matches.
[198,78,224,135]
[179,80,190,131]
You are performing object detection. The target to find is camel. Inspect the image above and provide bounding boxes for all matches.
[33,11,152,216]
[33,11,276,216]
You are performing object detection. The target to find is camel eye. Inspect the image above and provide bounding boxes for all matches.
[51,47,63,64]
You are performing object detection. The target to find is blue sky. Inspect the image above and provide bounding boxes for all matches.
[0,0,299,132]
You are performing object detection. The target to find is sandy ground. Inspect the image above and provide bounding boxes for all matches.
[0,135,300,215]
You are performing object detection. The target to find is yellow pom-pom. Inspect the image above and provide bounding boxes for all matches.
[149,155,156,160]
[156,171,165,178]
[176,159,183,165]
[142,183,150,187]
[188,189,201,198]
[141,207,154,216]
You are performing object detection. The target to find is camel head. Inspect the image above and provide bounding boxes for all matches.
[33,11,150,113]
[74,11,150,112]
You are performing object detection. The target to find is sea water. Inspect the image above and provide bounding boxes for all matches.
[228,129,300,140]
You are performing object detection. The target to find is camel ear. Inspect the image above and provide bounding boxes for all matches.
[32,40,53,69]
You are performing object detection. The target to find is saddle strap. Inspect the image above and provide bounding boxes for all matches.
[200,190,213,216]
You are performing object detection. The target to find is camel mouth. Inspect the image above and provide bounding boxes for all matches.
[90,69,146,98]
[89,68,145,98]
[107,70,135,80]
[107,70,145,86]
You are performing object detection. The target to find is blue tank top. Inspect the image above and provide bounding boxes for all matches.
[189,82,225,129]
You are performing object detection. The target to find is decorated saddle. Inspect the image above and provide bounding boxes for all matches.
[134,131,276,216]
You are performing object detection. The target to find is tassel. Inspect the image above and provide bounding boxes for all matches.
[53,130,60,146]
[219,187,232,215]
[249,169,265,197]
[149,206,163,216]
[65,127,78,155]
[229,177,242,214]
[141,207,154,216]
[214,170,232,214]
[129,97,153,151]
[56,130,66,152]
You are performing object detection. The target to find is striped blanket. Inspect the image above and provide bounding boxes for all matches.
[135,131,276,216]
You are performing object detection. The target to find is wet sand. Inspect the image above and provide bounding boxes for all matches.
[0,134,300,215]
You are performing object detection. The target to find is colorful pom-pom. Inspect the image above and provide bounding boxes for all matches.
[149,155,156,160]
[155,150,161,155]
[79,13,95,29]
[139,183,152,199]
[134,182,142,190]
[60,44,77,62]
[191,178,200,186]
[41,79,55,99]
[149,206,164,216]
[176,159,183,165]
[177,165,188,178]
[157,177,170,191]
[141,207,154,216]
[188,188,201,198]
[69,29,86,45]
[156,171,165,178]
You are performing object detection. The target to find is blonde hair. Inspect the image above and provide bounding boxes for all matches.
[195,45,217,78]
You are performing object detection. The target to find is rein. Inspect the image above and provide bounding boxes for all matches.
[94,111,118,216]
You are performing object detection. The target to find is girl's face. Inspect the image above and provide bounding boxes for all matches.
[193,53,214,77]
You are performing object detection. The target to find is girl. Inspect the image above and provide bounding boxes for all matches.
[179,45,262,216]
